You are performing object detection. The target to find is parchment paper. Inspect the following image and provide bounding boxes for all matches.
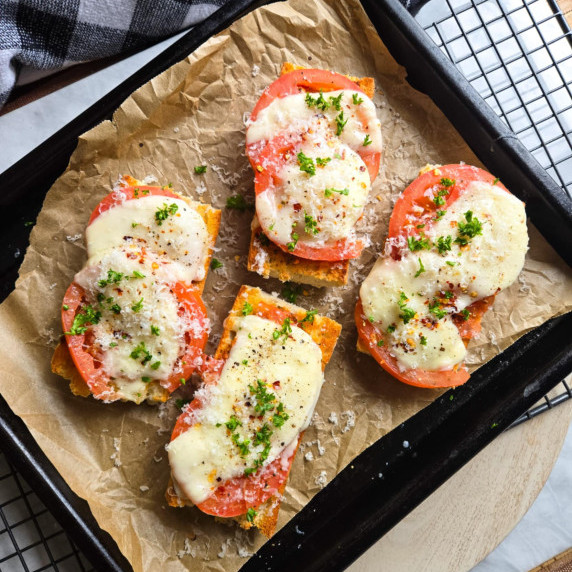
[1,0,571,570]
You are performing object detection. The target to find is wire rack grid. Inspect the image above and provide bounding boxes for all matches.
[1,0,572,569]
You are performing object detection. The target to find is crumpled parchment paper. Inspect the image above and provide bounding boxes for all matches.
[0,0,570,570]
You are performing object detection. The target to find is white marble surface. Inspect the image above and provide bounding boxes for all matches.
[0,28,570,572]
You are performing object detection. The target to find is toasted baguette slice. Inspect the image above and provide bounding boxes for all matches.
[51,181,221,403]
[166,285,341,536]
[247,64,375,287]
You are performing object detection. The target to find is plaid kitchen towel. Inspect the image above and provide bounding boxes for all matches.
[0,0,229,109]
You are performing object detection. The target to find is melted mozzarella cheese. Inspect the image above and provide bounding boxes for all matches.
[74,248,195,401]
[360,182,528,371]
[246,90,382,154]
[86,195,208,284]
[167,315,324,505]
[257,139,371,246]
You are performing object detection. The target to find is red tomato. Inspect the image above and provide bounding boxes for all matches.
[247,69,381,181]
[247,69,382,261]
[253,134,364,261]
[355,301,469,388]
[62,281,208,400]
[356,164,508,389]
[88,185,180,225]
[387,165,508,244]
[169,302,305,517]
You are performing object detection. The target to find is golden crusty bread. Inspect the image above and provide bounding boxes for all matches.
[51,180,221,403]
[247,63,376,287]
[166,285,341,537]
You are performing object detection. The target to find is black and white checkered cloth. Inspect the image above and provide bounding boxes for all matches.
[0,0,229,108]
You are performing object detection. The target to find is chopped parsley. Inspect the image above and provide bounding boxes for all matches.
[62,305,69,311]
[242,301,253,316]
[210,258,223,270]
[65,305,101,335]
[225,415,242,431]
[98,269,124,288]
[287,232,299,252]
[436,235,452,255]
[420,335,427,346]
[433,189,449,206]
[281,282,301,303]
[316,157,331,167]
[242,359,249,366]
[272,402,289,428]
[398,292,416,324]
[151,325,160,336]
[492,177,499,185]
[232,433,250,457]
[387,324,396,333]
[305,90,329,111]
[297,151,316,176]
[155,202,178,226]
[324,187,349,197]
[435,209,447,221]
[428,299,447,320]
[226,194,253,211]
[455,210,483,246]
[414,258,425,277]
[131,270,145,279]
[130,342,152,364]
[131,297,144,312]
[253,423,273,446]
[440,177,455,188]
[407,234,431,252]
[194,165,207,174]
[446,260,458,266]
[329,92,343,110]
[352,93,363,105]
[272,318,292,343]
[304,212,319,235]
[461,308,470,321]
[151,361,161,370]
[109,342,118,348]
[131,222,138,228]
[246,508,257,523]
[363,134,372,146]
[335,110,348,136]
[141,376,152,383]
[300,309,317,326]
[110,303,121,314]
[377,339,384,346]
[443,290,454,299]
[249,380,276,415]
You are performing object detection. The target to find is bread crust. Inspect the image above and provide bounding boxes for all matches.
[51,184,220,404]
[247,64,375,287]
[166,285,341,536]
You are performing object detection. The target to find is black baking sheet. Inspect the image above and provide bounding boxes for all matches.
[0,0,571,570]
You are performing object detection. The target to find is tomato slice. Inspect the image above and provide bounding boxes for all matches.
[356,164,508,388]
[62,281,208,400]
[247,69,381,183]
[169,302,304,517]
[387,165,508,243]
[88,185,181,225]
[355,301,469,388]
[253,134,364,261]
[249,68,368,123]
[246,69,381,262]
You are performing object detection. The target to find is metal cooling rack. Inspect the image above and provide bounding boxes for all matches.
[416,0,572,197]
[1,0,572,569]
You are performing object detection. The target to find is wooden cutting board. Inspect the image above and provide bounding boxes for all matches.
[349,398,572,572]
